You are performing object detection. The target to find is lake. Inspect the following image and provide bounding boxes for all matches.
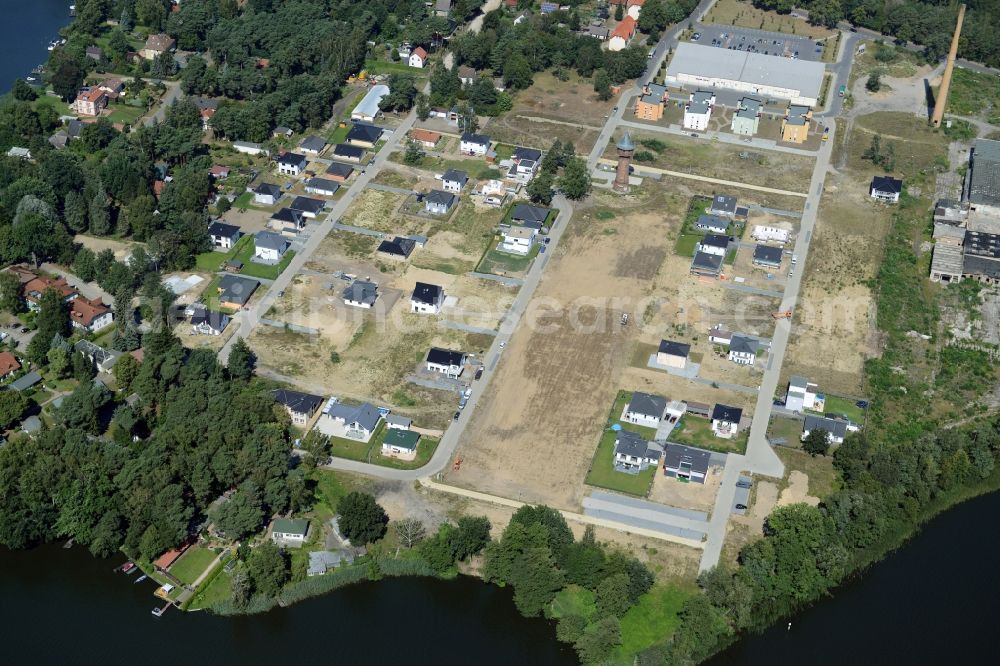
[710,490,1000,664]
[0,0,74,93]
[1,544,577,664]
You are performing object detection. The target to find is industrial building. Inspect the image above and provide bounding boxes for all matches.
[665,43,825,107]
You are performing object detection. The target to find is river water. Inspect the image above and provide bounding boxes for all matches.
[0,0,74,93]
[1,544,577,664]
[711,490,1000,664]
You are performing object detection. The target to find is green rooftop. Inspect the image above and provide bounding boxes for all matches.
[382,429,420,451]
[272,518,309,536]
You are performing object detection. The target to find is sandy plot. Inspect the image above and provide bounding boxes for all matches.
[648,464,723,513]
[777,471,820,507]
[388,265,516,329]
[265,274,362,348]
[221,208,272,234]
[74,234,141,261]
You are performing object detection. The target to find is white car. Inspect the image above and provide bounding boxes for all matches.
[499,341,506,349]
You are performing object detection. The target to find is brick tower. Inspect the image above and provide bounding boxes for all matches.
[614,131,635,193]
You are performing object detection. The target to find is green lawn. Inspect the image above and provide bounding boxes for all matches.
[475,239,540,275]
[767,415,804,446]
[550,585,596,620]
[585,430,657,496]
[196,250,229,272]
[364,59,425,76]
[312,470,356,517]
[169,546,217,586]
[674,233,700,257]
[329,435,374,462]
[327,124,350,145]
[615,584,695,661]
[187,568,232,610]
[372,436,440,470]
[34,95,72,118]
[814,394,866,423]
[391,152,503,181]
[233,191,253,209]
[671,415,748,454]
[106,104,146,126]
[229,235,296,280]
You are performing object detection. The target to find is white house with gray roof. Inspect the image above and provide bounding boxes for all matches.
[730,97,762,136]
[254,231,290,264]
[342,280,378,308]
[663,443,711,483]
[623,391,668,428]
[441,169,468,193]
[727,335,758,365]
[683,90,715,131]
[317,398,383,441]
[613,431,663,473]
[802,414,858,445]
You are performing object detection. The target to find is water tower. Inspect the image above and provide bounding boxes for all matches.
[614,131,635,193]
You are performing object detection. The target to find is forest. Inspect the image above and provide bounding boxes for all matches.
[754,0,999,68]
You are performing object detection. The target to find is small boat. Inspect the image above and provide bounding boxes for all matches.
[125,566,139,576]
[121,562,135,573]
[151,606,165,617]
[134,574,148,584]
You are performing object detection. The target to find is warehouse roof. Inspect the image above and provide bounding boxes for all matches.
[667,43,824,103]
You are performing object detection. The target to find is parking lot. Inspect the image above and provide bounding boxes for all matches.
[690,24,824,62]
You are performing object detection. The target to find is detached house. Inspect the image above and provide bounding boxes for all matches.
[711,404,743,439]
[141,33,175,60]
[511,203,550,227]
[623,392,667,427]
[382,429,421,458]
[304,178,340,197]
[289,196,326,219]
[785,375,824,412]
[345,123,382,148]
[870,176,903,203]
[333,144,365,162]
[608,16,637,52]
[277,152,308,177]
[73,88,108,117]
[731,97,762,136]
[298,135,328,156]
[697,234,729,257]
[70,297,113,332]
[410,282,445,314]
[273,389,323,426]
[410,129,441,148]
[409,46,428,68]
[501,226,536,255]
[191,308,230,336]
[727,335,758,366]
[317,400,383,441]
[802,414,858,445]
[751,244,783,269]
[0,351,21,379]
[710,195,738,218]
[442,169,468,193]
[254,231,290,264]
[253,183,282,206]
[695,214,728,234]
[269,207,306,235]
[377,236,416,260]
[635,82,669,121]
[663,443,711,483]
[683,90,715,131]
[460,133,491,156]
[342,280,378,308]
[271,518,310,548]
[613,431,663,473]
[217,275,260,309]
[780,104,812,144]
[425,190,457,215]
[426,347,466,377]
[656,340,690,369]
[209,221,242,250]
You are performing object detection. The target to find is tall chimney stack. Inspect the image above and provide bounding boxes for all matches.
[931,3,966,127]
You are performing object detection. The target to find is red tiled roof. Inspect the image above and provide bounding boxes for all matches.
[626,0,645,7]
[22,276,75,304]
[70,297,110,328]
[0,351,21,376]
[611,16,636,40]
[153,543,189,570]
[210,164,229,176]
[76,88,107,104]
[410,128,441,144]
[412,47,428,60]
[153,180,166,196]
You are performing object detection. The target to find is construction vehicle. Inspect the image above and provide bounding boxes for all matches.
[772,310,793,319]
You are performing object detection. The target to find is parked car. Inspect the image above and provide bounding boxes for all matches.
[453,411,461,420]
[735,504,748,510]
[540,245,546,254]
[474,367,484,380]
[736,479,752,489]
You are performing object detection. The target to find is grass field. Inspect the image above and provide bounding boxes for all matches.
[230,236,296,280]
[813,394,866,423]
[169,546,217,586]
[767,415,803,446]
[550,585,596,620]
[673,196,716,257]
[944,67,1000,124]
[704,0,836,39]
[196,250,229,272]
[775,446,839,499]
[671,415,748,454]
[372,436,440,470]
[187,568,232,610]
[615,584,695,662]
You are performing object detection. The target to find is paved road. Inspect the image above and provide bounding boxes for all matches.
[143,80,183,127]
[40,263,114,302]
[467,272,523,287]
[217,122,411,362]
[722,282,783,298]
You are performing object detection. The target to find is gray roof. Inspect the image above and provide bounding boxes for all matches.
[658,339,690,358]
[347,123,383,144]
[412,281,443,305]
[271,207,304,225]
[427,347,464,367]
[378,236,416,257]
[461,132,490,146]
[696,214,728,231]
[333,144,365,159]
[9,371,42,391]
[711,403,743,424]
[192,308,229,331]
[616,131,635,151]
[615,430,653,459]
[752,244,784,265]
[962,254,1000,279]
[255,230,289,252]
[277,152,308,168]
[209,221,241,239]
[691,251,723,273]
[426,190,457,208]
[627,391,667,419]
[700,233,730,249]
[217,275,260,306]
[254,183,282,197]
[326,162,354,178]
[871,176,903,195]
[305,178,340,194]
[663,443,711,475]
[964,231,1000,258]
[788,375,809,391]
[803,414,849,439]
[711,195,737,215]
[442,169,468,185]
[667,42,825,102]
[272,389,323,415]
[21,415,42,433]
[299,135,327,152]
[737,97,762,117]
[353,85,390,119]
[511,203,550,224]
[342,280,378,305]
[385,414,412,428]
[326,401,381,432]
[729,335,757,355]
[513,147,542,162]
[74,339,121,366]
[687,90,714,114]
[290,196,326,214]
[969,139,1000,207]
